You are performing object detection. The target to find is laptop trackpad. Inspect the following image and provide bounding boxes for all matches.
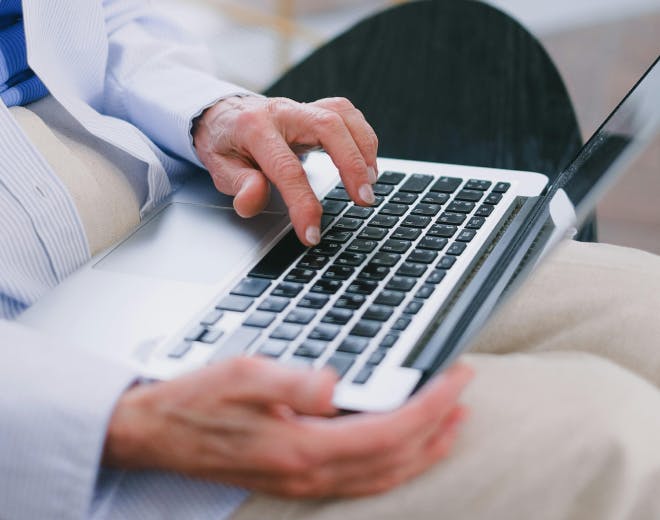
[94,203,289,284]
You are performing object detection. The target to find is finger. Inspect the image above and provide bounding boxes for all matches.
[311,97,379,179]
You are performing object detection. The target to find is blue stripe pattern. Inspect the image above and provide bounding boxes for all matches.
[0,0,49,107]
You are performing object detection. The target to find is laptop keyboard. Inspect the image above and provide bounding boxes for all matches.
[169,172,511,385]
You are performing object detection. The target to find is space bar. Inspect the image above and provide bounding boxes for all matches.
[209,327,261,364]
[249,229,307,279]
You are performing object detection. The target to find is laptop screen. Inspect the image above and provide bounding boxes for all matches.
[548,56,660,226]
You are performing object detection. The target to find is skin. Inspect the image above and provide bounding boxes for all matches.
[103,96,475,498]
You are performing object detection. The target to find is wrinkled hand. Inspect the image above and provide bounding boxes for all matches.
[104,358,473,498]
[193,96,379,246]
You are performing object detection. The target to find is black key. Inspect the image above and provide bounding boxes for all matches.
[378,171,406,185]
[373,183,394,196]
[200,309,223,326]
[297,255,329,270]
[380,333,400,349]
[168,341,193,359]
[404,299,424,315]
[325,352,356,378]
[392,226,421,241]
[258,296,290,312]
[335,293,367,310]
[363,304,394,322]
[381,239,412,254]
[295,340,327,358]
[199,329,224,344]
[400,174,433,193]
[402,215,431,228]
[412,203,441,216]
[298,293,329,309]
[258,340,289,358]
[392,316,412,331]
[438,212,467,225]
[390,192,418,205]
[416,284,436,299]
[457,229,477,243]
[244,311,276,328]
[336,252,367,267]
[438,256,457,269]
[455,189,484,203]
[428,224,458,238]
[322,308,354,325]
[325,187,350,201]
[348,239,378,253]
[374,290,406,307]
[408,249,438,264]
[485,193,503,205]
[493,182,511,193]
[338,336,370,354]
[370,252,401,267]
[324,265,355,281]
[321,215,334,231]
[430,176,462,193]
[217,295,253,312]
[272,282,303,298]
[422,192,450,205]
[358,264,390,281]
[249,230,306,280]
[419,237,448,251]
[380,203,408,217]
[447,242,467,256]
[285,268,316,284]
[322,199,348,216]
[476,204,495,217]
[427,269,447,284]
[335,181,345,189]
[466,179,492,191]
[397,262,427,277]
[466,216,486,230]
[353,366,374,385]
[311,240,342,257]
[367,349,387,365]
[359,226,388,241]
[324,231,352,243]
[386,276,417,291]
[351,320,382,338]
[231,277,271,298]
[447,201,476,214]
[347,279,379,295]
[369,214,398,228]
[284,308,316,325]
[310,278,343,294]
[345,206,374,219]
[270,324,302,341]
[308,324,341,342]
[333,218,362,232]
[371,195,386,207]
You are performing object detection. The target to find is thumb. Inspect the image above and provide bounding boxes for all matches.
[232,169,271,218]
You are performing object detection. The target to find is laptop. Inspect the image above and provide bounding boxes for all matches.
[18,57,659,413]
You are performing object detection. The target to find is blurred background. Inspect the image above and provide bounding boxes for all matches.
[155,0,659,253]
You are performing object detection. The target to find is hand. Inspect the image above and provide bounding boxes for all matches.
[192,96,379,246]
[103,358,473,498]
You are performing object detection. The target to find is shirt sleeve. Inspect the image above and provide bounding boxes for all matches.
[0,319,136,520]
[101,0,258,168]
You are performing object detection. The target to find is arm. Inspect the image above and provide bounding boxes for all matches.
[0,320,135,520]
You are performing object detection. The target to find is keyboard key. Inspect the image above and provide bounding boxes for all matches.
[353,366,374,385]
[466,216,486,230]
[392,226,421,240]
[476,204,495,217]
[325,188,350,201]
[419,237,448,251]
[380,333,400,349]
[386,276,417,291]
[295,340,327,358]
[455,189,484,203]
[380,203,408,216]
[381,239,412,254]
[298,293,330,309]
[311,241,342,256]
[310,278,343,294]
[402,215,431,228]
[325,231,352,243]
[168,341,193,359]
[426,269,447,284]
[428,224,457,238]
[351,320,382,338]
[308,324,341,342]
[493,182,511,193]
[321,215,334,231]
[485,193,503,205]
[374,290,406,307]
[412,203,441,216]
[324,265,355,281]
[199,329,224,344]
[371,196,386,207]
[438,256,457,269]
[404,299,424,315]
[457,229,477,243]
[333,217,362,232]
[466,179,492,191]
[217,295,253,312]
[408,249,438,264]
[378,171,406,185]
[325,352,356,378]
[422,192,450,205]
[285,268,316,284]
[249,230,307,280]
[231,278,271,298]
[345,206,374,219]
[363,304,394,322]
[447,243,467,256]
[400,174,433,193]
[447,201,476,214]
[270,324,302,341]
[369,214,398,228]
[272,282,303,298]
[438,212,467,225]
[200,309,223,327]
[287,356,316,368]
[391,192,418,205]
[367,349,387,365]
[392,316,412,331]
[258,296,291,312]
[430,176,462,193]
[322,199,348,216]
[358,264,390,281]
[258,340,289,358]
[348,239,379,253]
[209,327,261,361]
[335,293,367,310]
[284,308,316,325]
[397,262,427,277]
[370,252,401,267]
[359,226,388,241]
[322,308,354,325]
[336,252,367,267]
[243,311,276,328]
[297,255,329,270]
[416,284,436,299]
[338,336,370,354]
[373,183,394,196]
[347,279,379,295]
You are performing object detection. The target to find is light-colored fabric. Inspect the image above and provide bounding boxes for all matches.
[230,241,660,520]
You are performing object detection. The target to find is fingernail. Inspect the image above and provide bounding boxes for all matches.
[359,184,376,205]
[367,166,378,184]
[305,226,321,245]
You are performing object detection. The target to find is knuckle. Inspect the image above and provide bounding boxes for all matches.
[272,152,303,179]
[315,110,344,131]
[235,108,262,130]
[266,97,293,115]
